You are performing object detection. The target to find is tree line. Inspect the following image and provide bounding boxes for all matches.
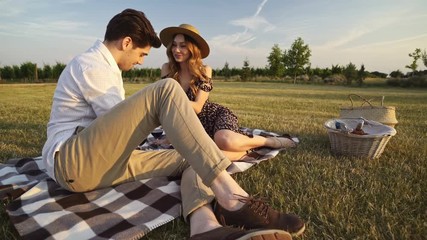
[0,61,162,84]
[261,38,427,87]
[1,39,426,87]
[0,62,66,83]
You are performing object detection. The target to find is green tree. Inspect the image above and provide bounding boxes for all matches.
[357,64,366,86]
[20,62,37,82]
[312,67,331,79]
[283,37,311,84]
[240,58,251,82]
[267,44,285,78]
[343,62,357,85]
[422,49,427,68]
[13,65,22,79]
[254,67,268,77]
[390,70,404,78]
[230,67,240,77]
[1,66,15,80]
[331,64,343,74]
[370,71,388,78]
[37,66,43,82]
[52,62,66,80]
[42,64,53,79]
[143,68,158,81]
[222,61,231,80]
[305,64,312,77]
[405,48,422,76]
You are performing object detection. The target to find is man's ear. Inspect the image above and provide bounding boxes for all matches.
[121,37,133,50]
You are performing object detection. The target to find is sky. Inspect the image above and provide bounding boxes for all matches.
[1,0,426,74]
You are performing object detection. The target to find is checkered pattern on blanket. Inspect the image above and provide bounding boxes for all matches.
[0,128,295,240]
[1,157,181,240]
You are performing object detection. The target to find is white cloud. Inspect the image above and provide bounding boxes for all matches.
[59,0,89,3]
[33,20,88,31]
[230,0,274,33]
[316,9,407,50]
[254,0,268,16]
[210,0,274,59]
[0,0,55,17]
[230,16,275,32]
[0,19,91,40]
[311,32,427,73]
[0,0,25,17]
[207,42,269,68]
[211,31,256,46]
[342,33,427,51]
[240,37,257,45]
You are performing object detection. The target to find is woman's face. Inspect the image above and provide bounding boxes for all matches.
[171,34,190,63]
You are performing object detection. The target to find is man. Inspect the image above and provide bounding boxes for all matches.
[42,9,305,239]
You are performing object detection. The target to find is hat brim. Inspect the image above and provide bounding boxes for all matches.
[160,26,210,59]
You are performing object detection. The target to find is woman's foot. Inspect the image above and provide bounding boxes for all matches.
[269,136,297,149]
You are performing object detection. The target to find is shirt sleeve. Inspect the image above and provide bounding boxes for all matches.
[78,66,125,117]
[197,78,213,92]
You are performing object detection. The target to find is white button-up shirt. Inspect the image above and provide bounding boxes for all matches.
[42,40,124,181]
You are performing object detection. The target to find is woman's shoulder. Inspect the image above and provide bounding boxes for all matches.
[161,62,170,70]
[161,63,170,77]
[204,65,212,72]
[203,65,212,78]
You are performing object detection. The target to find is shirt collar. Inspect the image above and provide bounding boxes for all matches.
[93,40,121,74]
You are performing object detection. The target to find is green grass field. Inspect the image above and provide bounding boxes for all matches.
[1,82,426,239]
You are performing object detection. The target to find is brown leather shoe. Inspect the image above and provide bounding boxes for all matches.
[189,226,292,240]
[213,195,305,237]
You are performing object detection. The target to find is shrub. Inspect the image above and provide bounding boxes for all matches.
[386,78,401,87]
[310,75,323,83]
[386,75,427,88]
[409,75,427,87]
[324,74,346,85]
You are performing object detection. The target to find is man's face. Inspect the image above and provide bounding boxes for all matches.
[119,43,151,71]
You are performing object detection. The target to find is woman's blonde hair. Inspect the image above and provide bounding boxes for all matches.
[165,34,209,95]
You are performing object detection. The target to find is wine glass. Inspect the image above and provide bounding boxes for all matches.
[151,128,163,145]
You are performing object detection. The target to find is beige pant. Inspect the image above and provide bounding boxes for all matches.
[54,79,231,219]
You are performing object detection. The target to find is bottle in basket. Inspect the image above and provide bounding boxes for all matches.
[351,121,367,135]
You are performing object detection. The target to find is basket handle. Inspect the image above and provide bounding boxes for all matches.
[348,94,384,109]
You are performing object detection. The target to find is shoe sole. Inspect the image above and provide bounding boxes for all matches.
[291,224,306,237]
[236,229,292,240]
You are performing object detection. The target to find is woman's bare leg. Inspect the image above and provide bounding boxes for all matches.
[214,129,296,154]
[220,149,247,161]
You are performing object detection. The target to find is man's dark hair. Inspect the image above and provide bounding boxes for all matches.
[105,9,161,48]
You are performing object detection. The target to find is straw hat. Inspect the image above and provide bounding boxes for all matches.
[160,24,210,58]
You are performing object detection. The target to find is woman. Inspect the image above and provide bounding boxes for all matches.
[159,24,297,161]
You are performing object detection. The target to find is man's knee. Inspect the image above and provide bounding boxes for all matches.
[157,77,180,89]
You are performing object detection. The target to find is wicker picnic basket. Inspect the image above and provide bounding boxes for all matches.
[324,118,397,159]
[339,94,398,128]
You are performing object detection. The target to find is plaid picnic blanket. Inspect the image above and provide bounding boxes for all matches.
[0,128,295,240]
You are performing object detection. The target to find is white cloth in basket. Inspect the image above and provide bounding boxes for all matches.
[325,118,396,137]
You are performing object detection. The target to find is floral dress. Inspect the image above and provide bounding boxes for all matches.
[187,78,244,139]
